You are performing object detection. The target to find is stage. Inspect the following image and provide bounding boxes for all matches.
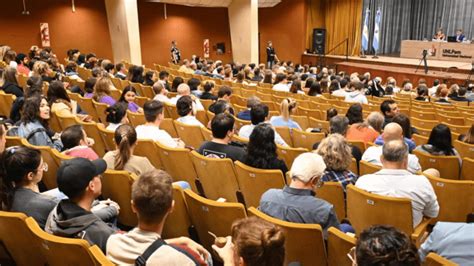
[301,54,473,85]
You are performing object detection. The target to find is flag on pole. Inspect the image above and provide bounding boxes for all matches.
[362,8,370,51]
[372,8,381,52]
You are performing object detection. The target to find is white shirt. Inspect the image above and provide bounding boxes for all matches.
[356,169,439,227]
[428,85,439,97]
[272,83,290,92]
[106,123,121,132]
[170,95,204,111]
[136,124,178,148]
[331,89,348,97]
[176,116,204,127]
[153,94,171,104]
[239,123,289,147]
[344,91,368,104]
[362,146,422,173]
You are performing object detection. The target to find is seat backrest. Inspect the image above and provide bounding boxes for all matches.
[155,142,199,191]
[97,126,116,152]
[359,160,382,176]
[173,120,205,149]
[0,91,16,117]
[190,151,240,202]
[410,117,438,130]
[183,189,247,253]
[413,150,460,180]
[276,145,308,169]
[425,174,474,222]
[412,133,428,146]
[348,140,366,154]
[165,103,179,120]
[5,136,23,148]
[290,115,309,130]
[453,140,474,159]
[411,109,436,120]
[162,185,192,239]
[160,118,178,138]
[291,129,325,150]
[77,96,99,122]
[437,114,465,126]
[127,110,146,127]
[346,185,414,236]
[327,227,357,266]
[309,117,330,134]
[424,252,458,266]
[21,141,62,190]
[101,170,138,227]
[461,157,474,181]
[234,161,286,208]
[134,139,163,169]
[56,112,80,130]
[274,126,293,146]
[0,211,46,266]
[26,217,102,266]
[443,123,470,135]
[316,182,346,219]
[247,207,327,266]
[195,110,209,126]
[49,111,63,132]
[92,99,109,125]
[88,245,114,266]
[233,116,251,131]
[80,121,107,157]
[200,126,213,141]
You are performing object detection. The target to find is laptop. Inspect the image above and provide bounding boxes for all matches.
[447,36,457,42]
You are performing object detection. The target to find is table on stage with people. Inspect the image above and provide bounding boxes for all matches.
[400,40,474,62]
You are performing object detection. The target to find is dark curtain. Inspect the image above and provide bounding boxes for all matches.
[362,0,474,55]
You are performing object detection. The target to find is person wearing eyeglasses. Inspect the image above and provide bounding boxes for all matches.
[259,152,351,237]
[0,146,54,229]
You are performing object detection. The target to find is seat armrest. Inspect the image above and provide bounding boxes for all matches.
[411,218,432,248]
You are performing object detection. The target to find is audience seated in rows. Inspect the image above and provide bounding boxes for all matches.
[106,169,211,265]
[199,80,217,101]
[316,134,358,191]
[345,104,379,144]
[239,103,288,147]
[270,98,301,130]
[136,100,185,148]
[197,113,245,162]
[118,86,142,113]
[244,123,288,174]
[356,139,439,227]
[213,216,285,266]
[61,125,98,160]
[176,95,205,127]
[17,96,63,150]
[103,124,154,176]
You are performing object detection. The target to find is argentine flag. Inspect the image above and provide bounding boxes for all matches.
[362,8,370,51]
[372,8,382,52]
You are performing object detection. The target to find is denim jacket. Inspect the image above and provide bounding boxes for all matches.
[18,120,63,150]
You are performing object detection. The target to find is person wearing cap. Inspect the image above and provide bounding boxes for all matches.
[45,158,120,252]
[259,152,342,237]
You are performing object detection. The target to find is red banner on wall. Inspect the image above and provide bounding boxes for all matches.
[203,39,210,58]
[40,23,50,47]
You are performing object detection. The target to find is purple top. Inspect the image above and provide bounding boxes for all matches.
[84,92,93,98]
[128,102,140,112]
[100,95,116,106]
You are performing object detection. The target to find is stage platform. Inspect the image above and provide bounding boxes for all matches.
[301,54,473,85]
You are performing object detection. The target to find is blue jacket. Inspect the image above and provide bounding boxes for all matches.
[18,120,63,150]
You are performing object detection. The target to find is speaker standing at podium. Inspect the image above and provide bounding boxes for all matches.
[266,41,278,68]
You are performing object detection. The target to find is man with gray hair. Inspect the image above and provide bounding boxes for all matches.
[259,152,347,237]
[356,139,439,228]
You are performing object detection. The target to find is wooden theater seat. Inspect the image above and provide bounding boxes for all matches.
[327,227,357,266]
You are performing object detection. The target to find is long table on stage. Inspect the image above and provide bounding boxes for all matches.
[401,40,474,62]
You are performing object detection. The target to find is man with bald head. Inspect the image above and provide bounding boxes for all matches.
[356,139,439,227]
[362,123,421,173]
[169,83,204,110]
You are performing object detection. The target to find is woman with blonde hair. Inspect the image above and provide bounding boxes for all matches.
[92,77,116,105]
[459,125,474,144]
[270,98,301,129]
[32,60,55,83]
[213,216,285,266]
[103,124,154,176]
[316,134,357,190]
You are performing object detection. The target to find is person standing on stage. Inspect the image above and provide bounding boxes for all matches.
[170,40,181,64]
[455,29,466,42]
[266,41,278,69]
[433,28,446,41]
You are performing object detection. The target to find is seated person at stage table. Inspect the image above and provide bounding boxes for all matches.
[356,140,439,228]
[418,214,474,265]
[259,152,354,237]
[197,113,245,162]
[106,169,211,265]
[135,100,185,148]
[455,29,466,42]
[433,28,446,41]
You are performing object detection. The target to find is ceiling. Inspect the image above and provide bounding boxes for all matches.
[145,0,282,8]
